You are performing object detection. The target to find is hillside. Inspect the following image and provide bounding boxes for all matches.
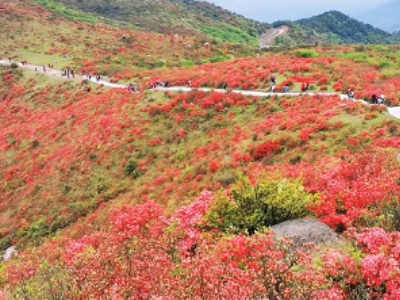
[29,0,400,48]
[2,45,400,297]
[294,10,398,45]
[4,0,400,299]
[356,0,400,32]
[0,0,259,78]
[34,0,270,45]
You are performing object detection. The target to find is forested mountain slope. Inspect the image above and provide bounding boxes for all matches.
[294,11,399,44]
[34,0,270,45]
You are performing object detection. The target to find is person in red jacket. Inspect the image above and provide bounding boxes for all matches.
[301,82,307,92]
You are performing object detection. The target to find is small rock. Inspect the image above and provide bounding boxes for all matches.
[3,246,18,262]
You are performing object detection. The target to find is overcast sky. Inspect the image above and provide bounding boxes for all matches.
[209,0,394,23]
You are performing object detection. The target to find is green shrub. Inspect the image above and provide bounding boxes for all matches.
[378,60,394,69]
[294,50,318,58]
[180,60,196,68]
[176,151,186,161]
[124,159,141,178]
[204,175,318,234]
[10,63,19,69]
[26,219,50,244]
[210,56,228,63]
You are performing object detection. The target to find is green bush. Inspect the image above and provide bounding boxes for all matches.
[295,50,318,58]
[26,219,50,244]
[124,159,141,178]
[379,60,395,69]
[210,56,228,63]
[204,175,318,234]
[180,60,196,68]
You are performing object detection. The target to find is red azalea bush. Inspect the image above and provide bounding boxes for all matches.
[252,140,282,160]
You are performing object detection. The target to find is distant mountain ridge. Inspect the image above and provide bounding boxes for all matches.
[356,0,400,32]
[294,11,396,44]
[272,10,400,46]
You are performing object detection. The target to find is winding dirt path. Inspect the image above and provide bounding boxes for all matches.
[1,59,400,120]
[259,26,288,49]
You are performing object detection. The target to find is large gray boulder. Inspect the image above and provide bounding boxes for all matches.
[271,219,337,247]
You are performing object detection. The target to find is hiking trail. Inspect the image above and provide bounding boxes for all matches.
[1,59,400,120]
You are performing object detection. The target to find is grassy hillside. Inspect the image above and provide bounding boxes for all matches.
[0,0,258,77]
[29,0,400,49]
[2,43,400,249]
[34,0,270,45]
[3,1,400,299]
[2,51,400,297]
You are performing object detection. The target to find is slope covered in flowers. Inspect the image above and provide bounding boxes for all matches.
[2,3,400,298]
[117,46,400,105]
[1,56,400,298]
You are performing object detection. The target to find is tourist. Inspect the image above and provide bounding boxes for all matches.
[371,94,377,104]
[347,89,354,99]
[378,95,385,105]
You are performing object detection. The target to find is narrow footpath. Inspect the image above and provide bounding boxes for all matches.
[1,60,400,120]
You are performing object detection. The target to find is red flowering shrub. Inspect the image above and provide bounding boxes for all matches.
[252,139,282,160]
[209,160,221,172]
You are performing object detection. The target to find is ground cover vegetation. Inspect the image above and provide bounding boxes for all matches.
[2,0,400,299]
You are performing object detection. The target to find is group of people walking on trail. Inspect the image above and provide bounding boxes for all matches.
[150,80,170,89]
[372,94,385,105]
[348,89,386,105]
[9,61,394,108]
[62,68,74,78]
[85,74,102,81]
[269,75,292,93]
